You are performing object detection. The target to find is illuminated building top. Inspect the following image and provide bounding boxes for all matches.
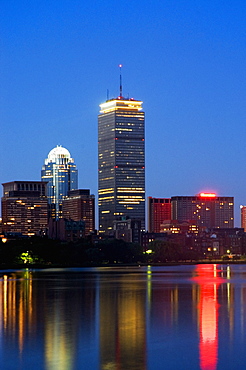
[45,145,74,165]
[99,97,143,114]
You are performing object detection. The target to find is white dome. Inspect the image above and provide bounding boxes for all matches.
[45,145,74,164]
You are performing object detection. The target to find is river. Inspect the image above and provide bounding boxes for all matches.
[0,264,246,369]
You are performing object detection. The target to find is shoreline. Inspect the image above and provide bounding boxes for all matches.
[0,260,246,271]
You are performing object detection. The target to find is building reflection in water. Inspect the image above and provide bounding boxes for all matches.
[0,269,34,355]
[99,272,146,370]
[2,266,246,369]
[0,269,98,369]
[194,264,225,370]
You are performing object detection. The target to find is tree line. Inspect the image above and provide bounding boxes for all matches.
[0,236,202,267]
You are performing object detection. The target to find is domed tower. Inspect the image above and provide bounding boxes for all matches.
[41,145,78,219]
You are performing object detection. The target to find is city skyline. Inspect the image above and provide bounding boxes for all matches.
[1,1,246,226]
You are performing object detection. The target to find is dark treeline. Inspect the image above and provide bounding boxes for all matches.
[0,236,202,267]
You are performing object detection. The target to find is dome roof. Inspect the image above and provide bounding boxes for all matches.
[45,145,73,164]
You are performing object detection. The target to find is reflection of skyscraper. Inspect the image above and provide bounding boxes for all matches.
[98,96,145,234]
[41,145,78,219]
[99,274,146,369]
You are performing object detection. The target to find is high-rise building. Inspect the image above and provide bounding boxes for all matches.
[148,197,171,232]
[62,189,95,236]
[98,96,145,234]
[1,181,48,236]
[240,205,246,231]
[171,193,234,228]
[41,145,78,219]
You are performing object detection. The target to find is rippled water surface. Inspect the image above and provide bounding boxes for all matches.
[1,264,246,369]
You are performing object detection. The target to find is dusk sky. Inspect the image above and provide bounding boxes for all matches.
[1,0,246,226]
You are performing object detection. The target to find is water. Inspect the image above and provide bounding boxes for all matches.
[0,264,246,369]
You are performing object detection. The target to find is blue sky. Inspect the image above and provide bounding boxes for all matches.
[1,0,246,226]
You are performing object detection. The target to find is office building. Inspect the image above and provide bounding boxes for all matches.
[98,96,145,234]
[113,217,141,244]
[171,193,234,228]
[41,145,78,219]
[148,197,171,232]
[240,205,246,232]
[62,189,95,236]
[48,218,85,242]
[1,181,48,236]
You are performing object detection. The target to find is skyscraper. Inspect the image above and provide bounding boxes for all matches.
[98,95,145,234]
[41,145,78,219]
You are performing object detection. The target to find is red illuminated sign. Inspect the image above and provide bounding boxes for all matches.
[199,193,216,198]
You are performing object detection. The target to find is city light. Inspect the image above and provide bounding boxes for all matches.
[199,193,216,198]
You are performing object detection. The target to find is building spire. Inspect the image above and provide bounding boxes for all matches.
[119,64,123,98]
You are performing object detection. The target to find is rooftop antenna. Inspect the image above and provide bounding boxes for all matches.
[119,64,123,97]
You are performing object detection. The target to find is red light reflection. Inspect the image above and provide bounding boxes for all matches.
[193,265,224,370]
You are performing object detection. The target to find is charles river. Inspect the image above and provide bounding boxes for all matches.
[1,264,246,370]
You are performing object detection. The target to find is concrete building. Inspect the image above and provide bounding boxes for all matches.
[62,189,95,236]
[240,205,246,231]
[113,217,141,244]
[171,193,234,228]
[1,181,48,236]
[148,197,171,232]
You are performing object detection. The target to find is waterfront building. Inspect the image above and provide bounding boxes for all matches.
[1,181,48,236]
[240,205,246,232]
[171,193,234,228]
[160,220,200,234]
[148,197,171,232]
[62,189,95,236]
[41,145,78,219]
[98,96,145,234]
[48,218,85,242]
[113,217,141,244]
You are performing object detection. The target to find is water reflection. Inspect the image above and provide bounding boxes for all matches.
[194,265,224,370]
[99,273,146,370]
[1,265,246,369]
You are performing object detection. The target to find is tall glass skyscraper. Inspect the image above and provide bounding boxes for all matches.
[98,97,145,234]
[41,145,78,219]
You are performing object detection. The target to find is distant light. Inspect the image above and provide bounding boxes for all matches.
[118,64,122,68]
[200,193,216,198]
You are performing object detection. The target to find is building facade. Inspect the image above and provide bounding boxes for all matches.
[148,197,171,232]
[41,145,78,219]
[240,205,246,232]
[98,97,145,234]
[171,193,234,228]
[62,189,95,236]
[113,217,142,244]
[1,181,48,236]
[48,218,85,242]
